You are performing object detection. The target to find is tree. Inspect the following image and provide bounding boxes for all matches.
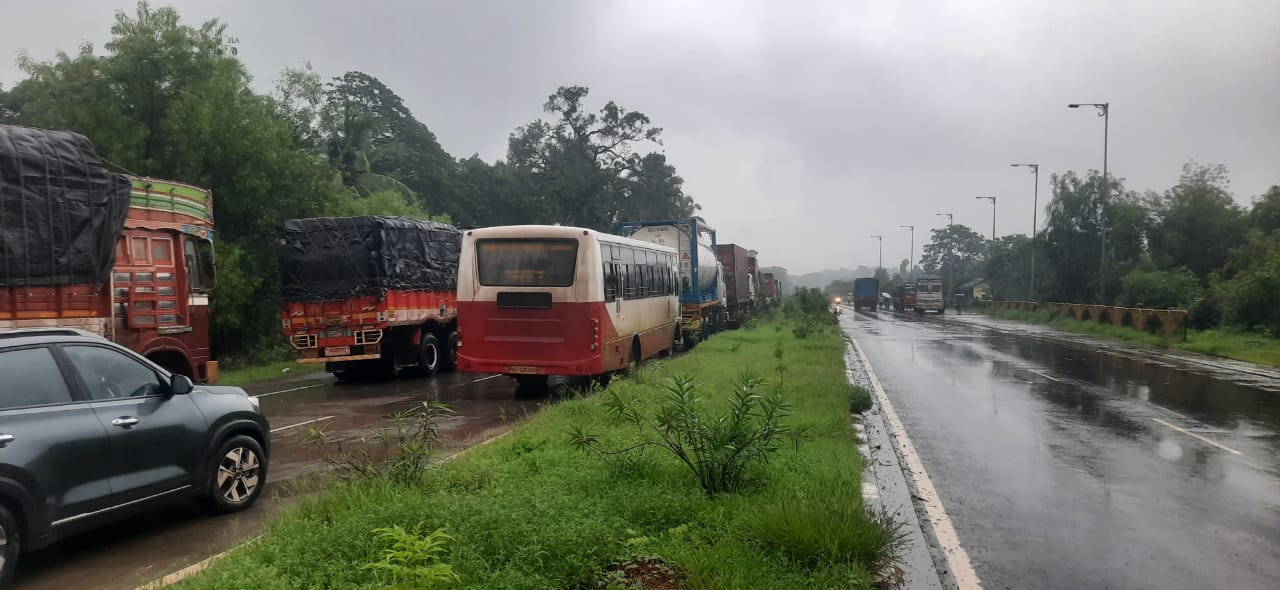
[1212,230,1280,334]
[6,2,340,359]
[985,234,1035,301]
[920,224,987,293]
[1041,170,1146,303]
[507,85,680,231]
[824,279,856,297]
[1147,162,1246,284]
[1119,267,1202,309]
[873,267,891,284]
[617,152,700,221]
[1249,185,1280,234]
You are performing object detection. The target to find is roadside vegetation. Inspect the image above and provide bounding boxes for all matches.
[173,313,901,589]
[217,360,325,386]
[977,306,1280,368]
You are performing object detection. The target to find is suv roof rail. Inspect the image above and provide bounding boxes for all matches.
[0,327,104,340]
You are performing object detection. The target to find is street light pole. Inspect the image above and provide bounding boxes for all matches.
[935,213,953,295]
[1069,102,1110,302]
[1011,163,1039,300]
[975,196,997,241]
[899,225,914,279]
[870,235,883,273]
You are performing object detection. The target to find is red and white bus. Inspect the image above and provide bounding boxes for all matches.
[456,225,679,386]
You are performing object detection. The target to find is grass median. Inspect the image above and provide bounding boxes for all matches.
[976,307,1280,368]
[175,317,900,589]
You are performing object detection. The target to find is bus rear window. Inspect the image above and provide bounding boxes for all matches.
[476,239,579,287]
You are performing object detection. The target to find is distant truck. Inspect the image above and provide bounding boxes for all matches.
[279,216,462,380]
[853,277,879,311]
[914,274,945,314]
[620,219,727,348]
[893,283,917,312]
[716,243,757,327]
[1,125,219,381]
[761,272,779,304]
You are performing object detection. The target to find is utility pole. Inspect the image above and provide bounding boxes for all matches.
[1011,163,1039,300]
[870,235,883,273]
[1069,102,1110,302]
[900,225,914,279]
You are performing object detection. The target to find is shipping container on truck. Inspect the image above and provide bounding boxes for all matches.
[619,219,727,348]
[761,272,779,304]
[0,125,219,381]
[853,277,879,311]
[278,216,462,381]
[716,243,757,327]
[913,274,945,314]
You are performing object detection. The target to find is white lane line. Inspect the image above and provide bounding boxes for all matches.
[252,383,328,398]
[1151,418,1244,456]
[453,374,501,387]
[270,415,336,433]
[851,337,983,590]
[1031,370,1062,382]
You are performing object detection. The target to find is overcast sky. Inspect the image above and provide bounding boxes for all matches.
[4,0,1278,274]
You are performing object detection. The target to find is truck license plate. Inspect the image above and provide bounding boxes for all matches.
[325,346,351,357]
[508,366,539,375]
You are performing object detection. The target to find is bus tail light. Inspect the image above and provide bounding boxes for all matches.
[590,318,599,351]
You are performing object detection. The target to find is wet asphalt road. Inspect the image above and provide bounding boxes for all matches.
[13,369,547,590]
[844,309,1280,590]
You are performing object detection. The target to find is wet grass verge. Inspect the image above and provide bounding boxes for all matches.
[217,360,325,386]
[173,319,898,589]
[976,307,1280,368]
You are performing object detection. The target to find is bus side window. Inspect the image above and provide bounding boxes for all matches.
[604,263,618,302]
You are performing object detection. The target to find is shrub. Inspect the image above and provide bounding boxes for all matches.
[570,372,807,495]
[362,524,460,589]
[740,476,907,579]
[848,385,873,413]
[1119,266,1202,309]
[305,401,452,484]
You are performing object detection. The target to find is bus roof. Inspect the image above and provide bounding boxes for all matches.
[465,224,677,255]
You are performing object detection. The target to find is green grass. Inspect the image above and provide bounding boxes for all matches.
[217,360,325,386]
[174,320,892,589]
[977,307,1280,368]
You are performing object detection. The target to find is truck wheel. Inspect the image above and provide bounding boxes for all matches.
[441,331,459,372]
[418,333,441,377]
[0,503,20,587]
[682,330,699,350]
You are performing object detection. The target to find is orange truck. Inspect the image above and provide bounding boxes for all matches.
[0,125,219,381]
[278,216,462,381]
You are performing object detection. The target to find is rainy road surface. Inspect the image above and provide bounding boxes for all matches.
[13,369,547,590]
[844,309,1280,590]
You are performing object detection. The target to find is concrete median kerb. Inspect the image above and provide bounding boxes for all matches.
[843,324,982,590]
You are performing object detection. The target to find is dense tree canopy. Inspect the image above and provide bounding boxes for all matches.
[0,3,703,361]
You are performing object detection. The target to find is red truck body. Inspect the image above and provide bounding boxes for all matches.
[278,216,462,379]
[1,177,218,381]
[715,243,757,325]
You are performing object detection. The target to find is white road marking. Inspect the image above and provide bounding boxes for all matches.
[453,374,501,387]
[851,337,983,590]
[270,415,336,433]
[1151,418,1244,456]
[1032,369,1062,382]
[252,383,328,398]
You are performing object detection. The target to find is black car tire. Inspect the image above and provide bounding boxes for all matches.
[201,435,268,514]
[0,504,20,587]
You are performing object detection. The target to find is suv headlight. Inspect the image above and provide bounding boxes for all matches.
[248,395,261,412]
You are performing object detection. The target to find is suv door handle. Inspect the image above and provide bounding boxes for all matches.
[0,434,14,447]
[111,417,140,428]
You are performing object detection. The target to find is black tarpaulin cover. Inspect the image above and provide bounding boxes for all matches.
[0,125,132,286]
[279,216,462,301]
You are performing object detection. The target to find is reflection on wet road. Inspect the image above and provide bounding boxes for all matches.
[844,309,1280,590]
[14,370,547,590]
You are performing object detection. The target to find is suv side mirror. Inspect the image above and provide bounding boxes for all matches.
[170,374,194,395]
